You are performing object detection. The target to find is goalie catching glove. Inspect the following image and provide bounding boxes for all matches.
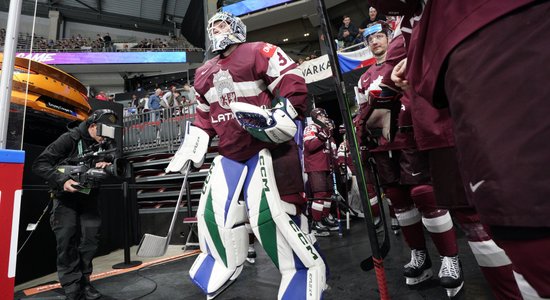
[230,96,298,143]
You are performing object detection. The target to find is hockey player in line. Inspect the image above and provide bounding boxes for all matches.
[355,22,464,297]
[367,3,524,298]
[303,108,340,237]
[166,12,326,300]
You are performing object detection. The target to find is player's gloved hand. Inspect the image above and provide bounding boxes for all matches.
[165,121,210,173]
[365,90,402,142]
[316,128,330,141]
[230,96,298,143]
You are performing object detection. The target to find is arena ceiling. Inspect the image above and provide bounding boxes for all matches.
[0,0,192,35]
[1,0,368,49]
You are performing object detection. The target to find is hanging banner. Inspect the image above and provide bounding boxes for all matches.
[298,55,333,84]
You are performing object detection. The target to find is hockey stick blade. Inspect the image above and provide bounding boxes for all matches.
[360,234,390,271]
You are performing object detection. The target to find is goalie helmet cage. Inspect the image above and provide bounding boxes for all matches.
[315,0,391,299]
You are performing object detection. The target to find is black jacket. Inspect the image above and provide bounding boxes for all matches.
[32,122,106,200]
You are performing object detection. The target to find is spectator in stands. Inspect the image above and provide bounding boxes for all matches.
[337,15,360,49]
[359,7,387,36]
[181,83,196,105]
[161,85,177,108]
[131,94,139,108]
[103,33,112,51]
[148,88,162,121]
[95,91,108,101]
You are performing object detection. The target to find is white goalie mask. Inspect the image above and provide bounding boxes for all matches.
[207,11,247,53]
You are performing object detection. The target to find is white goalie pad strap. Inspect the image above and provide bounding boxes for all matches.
[166,122,210,173]
[467,240,512,267]
[422,212,453,233]
[395,207,421,227]
[190,156,249,294]
[245,149,326,300]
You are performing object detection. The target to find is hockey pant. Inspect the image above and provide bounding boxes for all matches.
[189,150,326,300]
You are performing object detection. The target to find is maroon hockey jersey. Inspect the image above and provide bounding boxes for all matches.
[356,48,414,152]
[369,0,534,108]
[303,123,336,172]
[384,34,455,150]
[192,42,308,161]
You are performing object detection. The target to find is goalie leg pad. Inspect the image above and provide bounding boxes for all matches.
[244,149,326,300]
[189,156,249,296]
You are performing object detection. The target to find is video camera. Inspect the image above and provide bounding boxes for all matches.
[57,146,131,189]
[57,108,130,190]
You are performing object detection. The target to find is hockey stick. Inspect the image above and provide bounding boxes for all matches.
[360,154,391,271]
[136,161,191,257]
[315,0,390,298]
[326,139,344,236]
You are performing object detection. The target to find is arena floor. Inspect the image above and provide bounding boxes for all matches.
[14,217,496,300]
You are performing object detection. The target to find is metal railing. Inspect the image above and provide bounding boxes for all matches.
[123,104,197,154]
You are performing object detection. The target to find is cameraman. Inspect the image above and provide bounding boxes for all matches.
[33,109,119,300]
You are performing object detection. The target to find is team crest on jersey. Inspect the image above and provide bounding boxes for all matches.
[213,69,237,109]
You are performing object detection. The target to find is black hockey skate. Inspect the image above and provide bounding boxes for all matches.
[404,249,433,286]
[321,215,339,231]
[312,221,330,237]
[439,256,464,298]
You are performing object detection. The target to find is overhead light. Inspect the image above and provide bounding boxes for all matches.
[283,38,289,42]
[304,33,310,37]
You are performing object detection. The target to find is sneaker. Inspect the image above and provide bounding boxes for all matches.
[321,217,339,231]
[391,217,401,235]
[246,246,256,264]
[439,256,464,298]
[82,284,101,300]
[403,249,433,286]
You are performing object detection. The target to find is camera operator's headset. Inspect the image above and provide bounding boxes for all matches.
[86,108,118,126]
